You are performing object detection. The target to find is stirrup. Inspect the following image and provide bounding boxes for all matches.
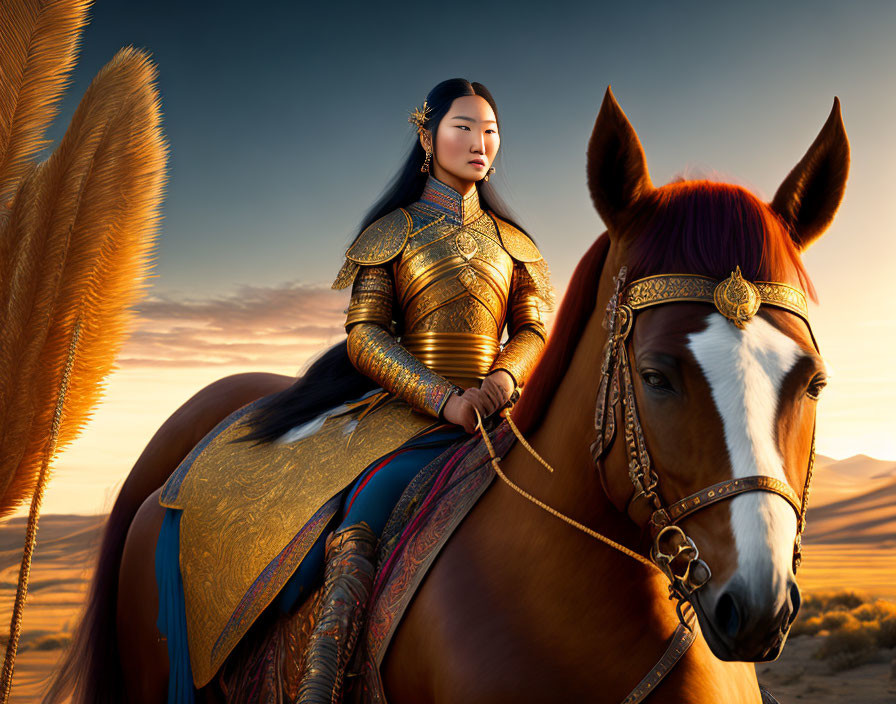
[296,521,377,704]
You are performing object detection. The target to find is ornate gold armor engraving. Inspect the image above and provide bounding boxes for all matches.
[623,271,809,326]
[334,176,554,413]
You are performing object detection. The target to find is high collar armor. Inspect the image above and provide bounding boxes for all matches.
[333,177,553,415]
[415,176,483,226]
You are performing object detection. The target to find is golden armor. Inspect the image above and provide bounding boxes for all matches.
[334,176,554,414]
[162,177,554,685]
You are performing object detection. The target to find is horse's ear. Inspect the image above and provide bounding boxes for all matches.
[771,98,850,251]
[586,86,653,236]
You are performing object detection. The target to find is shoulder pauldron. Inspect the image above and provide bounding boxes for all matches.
[492,215,542,263]
[490,214,555,311]
[332,208,412,289]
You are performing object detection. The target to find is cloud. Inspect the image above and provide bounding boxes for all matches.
[119,281,348,368]
[115,279,567,370]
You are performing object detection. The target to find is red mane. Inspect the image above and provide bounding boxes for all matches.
[513,180,815,434]
[512,234,610,433]
[625,180,815,296]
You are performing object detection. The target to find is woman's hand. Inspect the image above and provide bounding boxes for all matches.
[442,388,492,433]
[480,370,515,414]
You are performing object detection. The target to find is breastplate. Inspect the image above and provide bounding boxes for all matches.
[394,207,514,381]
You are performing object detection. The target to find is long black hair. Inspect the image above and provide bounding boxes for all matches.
[240,78,527,444]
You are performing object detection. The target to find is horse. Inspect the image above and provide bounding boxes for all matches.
[45,87,848,704]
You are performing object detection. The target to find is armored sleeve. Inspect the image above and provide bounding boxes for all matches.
[345,266,457,417]
[488,261,549,387]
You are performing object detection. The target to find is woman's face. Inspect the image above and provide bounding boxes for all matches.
[421,95,500,192]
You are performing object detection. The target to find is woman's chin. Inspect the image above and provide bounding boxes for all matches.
[442,167,487,184]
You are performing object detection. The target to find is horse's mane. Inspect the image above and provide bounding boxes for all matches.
[626,180,815,296]
[512,234,610,433]
[513,180,815,434]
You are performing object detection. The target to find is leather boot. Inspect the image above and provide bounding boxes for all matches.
[296,521,377,704]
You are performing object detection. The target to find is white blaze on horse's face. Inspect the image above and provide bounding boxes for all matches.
[688,313,801,605]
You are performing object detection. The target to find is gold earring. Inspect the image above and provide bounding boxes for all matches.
[483,166,495,182]
[421,150,432,173]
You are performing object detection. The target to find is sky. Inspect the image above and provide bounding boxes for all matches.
[15,0,896,516]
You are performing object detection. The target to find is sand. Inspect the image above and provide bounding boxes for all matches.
[757,635,896,703]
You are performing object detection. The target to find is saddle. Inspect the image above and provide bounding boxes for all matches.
[213,419,785,704]
[159,390,438,687]
[214,422,516,702]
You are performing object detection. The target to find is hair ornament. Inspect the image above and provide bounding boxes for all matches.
[408,100,432,134]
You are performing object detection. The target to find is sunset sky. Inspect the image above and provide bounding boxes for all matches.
[20,0,896,517]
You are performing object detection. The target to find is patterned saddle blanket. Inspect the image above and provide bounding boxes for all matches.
[354,420,515,701]
[160,390,437,687]
[216,421,516,702]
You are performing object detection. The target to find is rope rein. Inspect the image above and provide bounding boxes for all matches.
[475,408,657,570]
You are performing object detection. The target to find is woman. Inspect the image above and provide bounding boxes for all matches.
[157,78,554,703]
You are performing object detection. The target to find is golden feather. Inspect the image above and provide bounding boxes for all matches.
[0,2,167,689]
[0,27,168,518]
[0,0,90,210]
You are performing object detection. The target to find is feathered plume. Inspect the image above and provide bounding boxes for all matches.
[0,42,168,516]
[0,0,168,692]
[0,0,90,210]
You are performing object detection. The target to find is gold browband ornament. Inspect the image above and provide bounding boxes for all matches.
[622,268,809,328]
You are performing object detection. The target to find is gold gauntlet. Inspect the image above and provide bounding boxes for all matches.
[347,324,456,417]
[345,266,456,417]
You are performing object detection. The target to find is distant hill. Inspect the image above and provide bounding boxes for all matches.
[0,514,104,578]
[811,454,896,508]
[804,476,896,546]
[815,454,896,480]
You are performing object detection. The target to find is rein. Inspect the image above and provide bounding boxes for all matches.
[478,410,656,570]
[477,408,697,704]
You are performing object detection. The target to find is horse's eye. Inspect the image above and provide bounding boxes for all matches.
[641,369,671,391]
[807,374,827,400]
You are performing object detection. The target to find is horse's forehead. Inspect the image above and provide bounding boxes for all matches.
[631,305,713,349]
[686,313,804,438]
[635,305,814,363]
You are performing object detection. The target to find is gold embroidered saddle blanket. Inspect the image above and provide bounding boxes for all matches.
[159,390,438,687]
[209,421,516,701]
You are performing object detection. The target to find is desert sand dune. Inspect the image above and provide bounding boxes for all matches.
[806,478,896,545]
[812,455,896,508]
[0,516,101,701]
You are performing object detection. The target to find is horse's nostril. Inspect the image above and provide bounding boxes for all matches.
[715,591,741,639]
[787,581,801,626]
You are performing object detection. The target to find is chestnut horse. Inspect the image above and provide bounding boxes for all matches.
[45,88,848,704]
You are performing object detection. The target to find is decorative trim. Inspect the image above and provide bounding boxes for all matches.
[209,495,341,664]
[419,176,483,225]
[160,400,264,507]
[623,272,809,325]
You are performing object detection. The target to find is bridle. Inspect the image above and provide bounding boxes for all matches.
[474,264,819,701]
[477,264,818,701]
[483,264,818,622]
[590,265,817,618]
